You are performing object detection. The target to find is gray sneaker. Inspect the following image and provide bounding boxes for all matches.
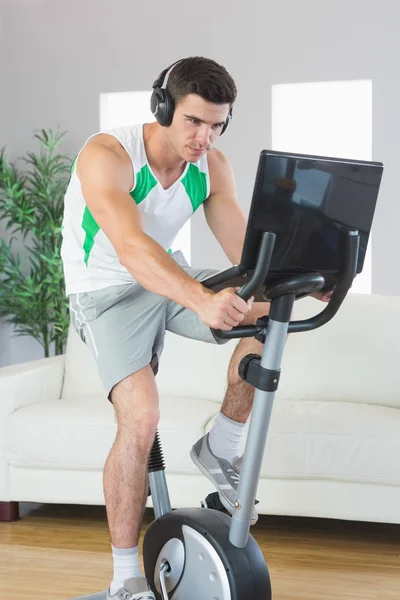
[190,433,258,525]
[106,577,155,600]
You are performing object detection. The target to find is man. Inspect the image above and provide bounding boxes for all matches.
[61,56,329,600]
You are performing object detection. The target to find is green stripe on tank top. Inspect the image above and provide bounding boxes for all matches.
[130,164,157,204]
[70,156,100,266]
[70,156,77,174]
[181,163,207,212]
[82,207,100,266]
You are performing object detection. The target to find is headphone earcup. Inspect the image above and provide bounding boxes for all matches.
[150,87,165,125]
[220,109,232,135]
[150,87,174,127]
[150,88,160,119]
[162,89,175,126]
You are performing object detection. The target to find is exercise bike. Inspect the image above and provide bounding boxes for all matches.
[72,149,383,600]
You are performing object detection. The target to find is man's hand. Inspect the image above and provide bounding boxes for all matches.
[198,287,253,331]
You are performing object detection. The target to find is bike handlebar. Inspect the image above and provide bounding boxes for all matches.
[235,232,276,301]
[287,229,359,333]
[212,229,360,339]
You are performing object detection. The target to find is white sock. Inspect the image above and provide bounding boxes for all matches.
[208,412,246,462]
[110,545,142,596]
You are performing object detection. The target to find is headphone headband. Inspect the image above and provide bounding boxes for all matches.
[152,61,181,92]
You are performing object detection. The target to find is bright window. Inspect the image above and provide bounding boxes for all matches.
[100,91,191,263]
[272,80,373,293]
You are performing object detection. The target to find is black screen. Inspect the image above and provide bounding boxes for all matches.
[240,150,383,286]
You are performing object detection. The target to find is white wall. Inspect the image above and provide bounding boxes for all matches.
[0,0,11,365]
[1,0,399,365]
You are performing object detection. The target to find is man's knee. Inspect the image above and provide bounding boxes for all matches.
[116,404,160,452]
[243,301,270,326]
[111,365,160,447]
[227,337,262,387]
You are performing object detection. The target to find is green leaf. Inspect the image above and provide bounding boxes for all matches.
[0,127,72,356]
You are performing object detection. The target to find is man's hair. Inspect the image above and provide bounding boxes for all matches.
[166,56,237,107]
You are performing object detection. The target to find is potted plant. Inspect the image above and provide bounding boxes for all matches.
[0,128,72,357]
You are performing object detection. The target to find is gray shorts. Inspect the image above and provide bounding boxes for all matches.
[69,251,227,398]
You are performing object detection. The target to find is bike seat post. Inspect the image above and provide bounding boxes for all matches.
[229,293,295,548]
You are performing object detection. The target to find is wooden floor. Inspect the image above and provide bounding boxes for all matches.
[1,503,400,599]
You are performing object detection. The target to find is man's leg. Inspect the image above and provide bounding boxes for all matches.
[104,364,159,597]
[70,284,166,598]
[221,333,263,423]
[191,302,271,523]
[214,302,269,429]
[207,334,263,468]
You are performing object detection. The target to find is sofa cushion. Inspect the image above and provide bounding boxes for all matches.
[259,400,400,486]
[6,394,400,486]
[4,394,219,473]
[155,332,239,401]
[281,294,400,409]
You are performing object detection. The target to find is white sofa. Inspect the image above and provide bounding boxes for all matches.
[1,293,400,524]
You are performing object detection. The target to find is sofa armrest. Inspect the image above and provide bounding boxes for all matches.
[0,355,66,419]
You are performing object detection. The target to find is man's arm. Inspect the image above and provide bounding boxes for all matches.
[76,139,250,329]
[77,140,212,313]
[203,149,248,266]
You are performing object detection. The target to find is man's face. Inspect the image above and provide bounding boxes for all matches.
[166,94,230,162]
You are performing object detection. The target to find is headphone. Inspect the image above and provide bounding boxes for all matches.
[150,60,232,135]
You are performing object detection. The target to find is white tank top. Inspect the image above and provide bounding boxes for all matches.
[61,124,210,295]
